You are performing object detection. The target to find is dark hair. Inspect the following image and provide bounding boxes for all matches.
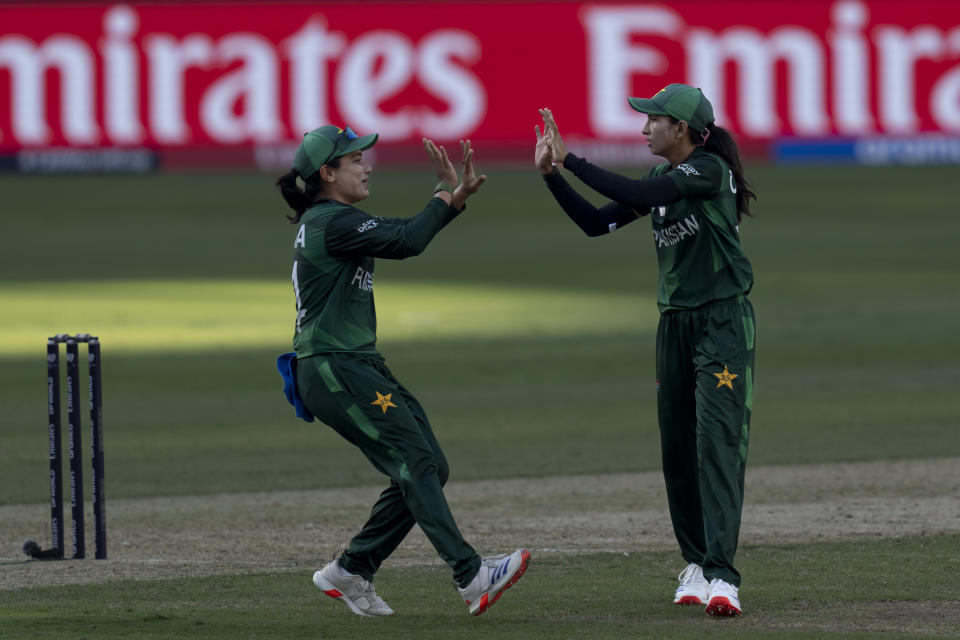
[274,156,341,223]
[676,119,757,222]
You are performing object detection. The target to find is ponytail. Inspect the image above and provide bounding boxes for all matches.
[275,170,311,223]
[274,167,329,224]
[690,123,756,222]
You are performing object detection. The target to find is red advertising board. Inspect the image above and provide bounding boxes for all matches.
[2,1,960,166]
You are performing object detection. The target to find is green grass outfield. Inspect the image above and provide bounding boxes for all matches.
[2,539,958,639]
[1,165,958,638]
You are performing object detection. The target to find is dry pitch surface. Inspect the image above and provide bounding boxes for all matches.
[2,457,957,590]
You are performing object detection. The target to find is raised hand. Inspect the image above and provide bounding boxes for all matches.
[423,137,457,186]
[535,124,555,175]
[538,108,569,165]
[452,139,487,209]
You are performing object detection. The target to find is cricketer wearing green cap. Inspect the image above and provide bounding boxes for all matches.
[535,84,757,617]
[627,83,715,139]
[292,125,378,179]
[273,127,530,618]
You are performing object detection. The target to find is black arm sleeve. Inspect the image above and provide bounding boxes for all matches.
[543,169,643,237]
[563,153,681,210]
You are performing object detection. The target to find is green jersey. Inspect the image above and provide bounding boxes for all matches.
[291,196,461,356]
[646,147,753,311]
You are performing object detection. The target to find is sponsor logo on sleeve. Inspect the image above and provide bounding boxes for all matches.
[356,219,378,233]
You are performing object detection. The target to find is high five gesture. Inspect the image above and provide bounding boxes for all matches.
[422,138,488,209]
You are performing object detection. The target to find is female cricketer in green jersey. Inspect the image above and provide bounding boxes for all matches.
[535,84,757,617]
[275,126,530,617]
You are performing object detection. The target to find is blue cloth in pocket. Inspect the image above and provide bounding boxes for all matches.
[276,352,315,422]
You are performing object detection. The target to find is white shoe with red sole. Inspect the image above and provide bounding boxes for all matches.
[457,549,530,616]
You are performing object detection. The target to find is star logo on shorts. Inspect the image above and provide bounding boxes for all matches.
[371,390,397,414]
[713,365,738,390]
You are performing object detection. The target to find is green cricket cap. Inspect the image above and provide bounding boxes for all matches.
[292,125,378,179]
[628,84,715,135]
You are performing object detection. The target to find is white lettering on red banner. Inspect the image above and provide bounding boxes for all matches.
[1,1,959,152]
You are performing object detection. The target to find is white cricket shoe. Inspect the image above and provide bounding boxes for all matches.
[313,561,394,617]
[705,578,742,616]
[674,563,710,605]
[457,549,531,616]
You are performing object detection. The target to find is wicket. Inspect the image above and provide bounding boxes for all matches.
[31,334,106,560]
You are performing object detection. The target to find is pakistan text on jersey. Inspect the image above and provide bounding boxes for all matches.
[653,215,700,248]
[351,267,374,292]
